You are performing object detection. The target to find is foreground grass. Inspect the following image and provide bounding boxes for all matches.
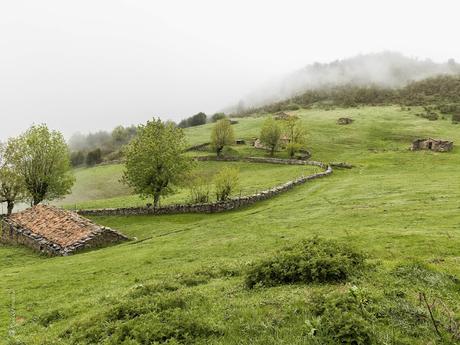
[1,106,460,344]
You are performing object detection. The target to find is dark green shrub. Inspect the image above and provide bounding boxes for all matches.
[178,112,207,128]
[452,113,460,124]
[320,309,373,345]
[37,309,66,327]
[309,288,374,345]
[418,107,439,121]
[65,290,222,345]
[437,103,460,114]
[244,237,365,288]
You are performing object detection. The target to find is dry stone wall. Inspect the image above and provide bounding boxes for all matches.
[78,157,333,217]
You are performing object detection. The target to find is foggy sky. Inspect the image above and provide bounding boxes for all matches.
[1,0,460,140]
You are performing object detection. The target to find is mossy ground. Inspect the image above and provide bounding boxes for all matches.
[1,106,459,344]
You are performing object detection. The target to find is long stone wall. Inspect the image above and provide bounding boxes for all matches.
[195,155,328,168]
[77,157,333,217]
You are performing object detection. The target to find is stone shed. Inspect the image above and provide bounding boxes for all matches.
[0,205,129,256]
[410,138,453,152]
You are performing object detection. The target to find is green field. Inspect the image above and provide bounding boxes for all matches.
[1,106,460,344]
[57,161,320,210]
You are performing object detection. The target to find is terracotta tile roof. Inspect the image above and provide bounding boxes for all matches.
[8,205,108,248]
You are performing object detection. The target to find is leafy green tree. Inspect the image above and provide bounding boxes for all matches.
[214,167,239,201]
[284,117,307,158]
[260,117,281,156]
[211,119,235,157]
[122,118,193,207]
[8,125,75,206]
[0,142,26,215]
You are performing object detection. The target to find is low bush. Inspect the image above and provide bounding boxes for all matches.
[214,167,239,201]
[307,288,375,345]
[64,290,222,345]
[418,107,439,121]
[452,113,460,124]
[37,309,66,327]
[244,237,366,288]
[188,174,211,204]
[437,103,460,114]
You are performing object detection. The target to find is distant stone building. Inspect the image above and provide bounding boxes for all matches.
[410,138,453,152]
[0,205,128,256]
[253,135,291,150]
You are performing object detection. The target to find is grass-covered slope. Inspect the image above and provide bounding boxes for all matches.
[57,162,319,210]
[1,106,460,344]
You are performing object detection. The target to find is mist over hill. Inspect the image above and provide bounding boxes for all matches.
[231,52,460,111]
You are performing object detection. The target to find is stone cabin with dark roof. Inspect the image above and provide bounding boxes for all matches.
[0,205,129,256]
[410,138,453,152]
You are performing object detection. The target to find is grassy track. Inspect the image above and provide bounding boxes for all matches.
[1,106,460,344]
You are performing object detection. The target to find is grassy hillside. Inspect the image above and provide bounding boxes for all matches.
[57,162,319,210]
[1,106,460,344]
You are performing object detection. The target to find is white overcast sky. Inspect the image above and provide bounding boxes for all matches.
[1,0,459,140]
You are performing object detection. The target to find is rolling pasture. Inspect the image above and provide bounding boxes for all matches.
[1,106,460,344]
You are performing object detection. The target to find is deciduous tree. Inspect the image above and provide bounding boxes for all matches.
[211,119,235,157]
[0,142,25,215]
[122,118,192,207]
[8,125,75,206]
[284,117,307,158]
[260,117,281,156]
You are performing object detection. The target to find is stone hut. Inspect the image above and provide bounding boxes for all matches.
[410,138,453,152]
[337,117,354,125]
[0,205,129,256]
[253,135,291,149]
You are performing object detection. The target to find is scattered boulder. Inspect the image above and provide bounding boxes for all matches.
[274,111,292,120]
[337,117,354,125]
[410,138,453,152]
[296,149,311,160]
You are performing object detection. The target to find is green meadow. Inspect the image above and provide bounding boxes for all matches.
[57,162,320,210]
[1,106,460,344]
